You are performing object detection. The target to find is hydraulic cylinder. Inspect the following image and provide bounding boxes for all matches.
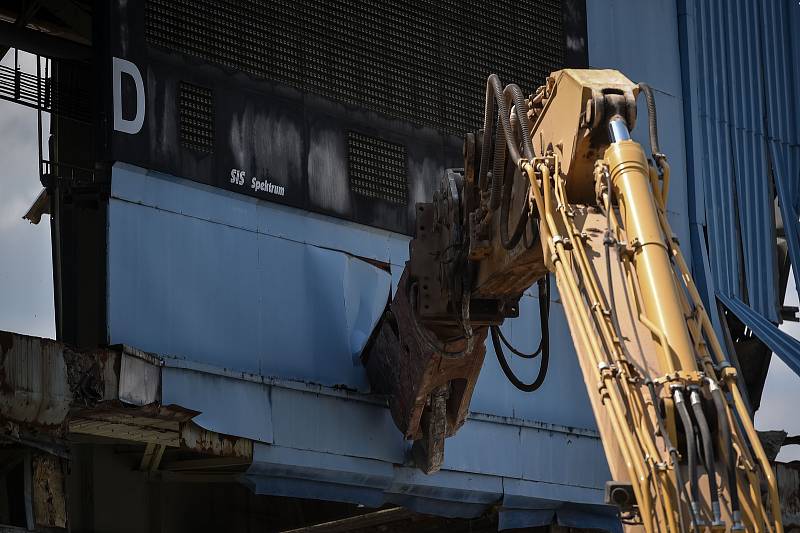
[604,139,697,373]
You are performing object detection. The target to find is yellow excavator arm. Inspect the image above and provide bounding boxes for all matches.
[363,69,782,532]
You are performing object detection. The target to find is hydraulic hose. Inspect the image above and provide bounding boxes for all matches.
[479,75,522,193]
[507,84,535,160]
[499,83,535,249]
[491,325,549,392]
[646,381,689,533]
[492,276,550,359]
[490,276,550,392]
[638,83,665,166]
[479,75,500,192]
[691,390,721,525]
[489,109,507,211]
[674,389,701,527]
[709,379,742,529]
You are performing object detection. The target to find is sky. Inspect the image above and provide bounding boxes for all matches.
[0,52,798,462]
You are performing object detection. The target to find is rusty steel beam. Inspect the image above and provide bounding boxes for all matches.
[179,421,253,460]
[0,330,255,468]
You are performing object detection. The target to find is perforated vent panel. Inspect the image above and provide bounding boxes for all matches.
[178,82,214,153]
[145,0,565,134]
[348,133,408,205]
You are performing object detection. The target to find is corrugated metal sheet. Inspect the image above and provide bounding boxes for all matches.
[0,332,71,427]
[680,0,800,375]
[762,0,800,298]
[687,0,780,321]
[719,295,800,376]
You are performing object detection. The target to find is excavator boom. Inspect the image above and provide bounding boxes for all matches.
[363,69,782,532]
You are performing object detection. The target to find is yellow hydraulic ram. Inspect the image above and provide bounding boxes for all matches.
[518,69,782,533]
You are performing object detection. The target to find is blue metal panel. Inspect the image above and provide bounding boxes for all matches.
[498,509,555,530]
[586,0,684,97]
[695,0,742,302]
[556,505,623,533]
[499,487,622,533]
[772,143,800,295]
[245,440,614,528]
[162,367,273,442]
[498,506,622,533]
[108,193,263,369]
[109,163,602,430]
[471,295,599,430]
[109,165,392,390]
[270,386,405,464]
[244,444,393,508]
[680,0,792,322]
[502,478,603,510]
[719,295,800,376]
[442,415,605,489]
[112,163,410,265]
[678,0,800,376]
[386,468,503,518]
[760,0,800,297]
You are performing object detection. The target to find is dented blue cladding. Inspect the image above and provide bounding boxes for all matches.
[107,163,613,524]
[109,163,394,390]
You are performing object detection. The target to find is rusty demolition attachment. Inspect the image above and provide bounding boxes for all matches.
[364,69,783,533]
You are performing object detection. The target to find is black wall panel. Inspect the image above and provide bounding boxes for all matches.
[104,0,586,234]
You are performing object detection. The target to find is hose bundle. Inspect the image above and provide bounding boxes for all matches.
[478,76,538,251]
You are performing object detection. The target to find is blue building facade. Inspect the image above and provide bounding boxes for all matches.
[95,0,800,531]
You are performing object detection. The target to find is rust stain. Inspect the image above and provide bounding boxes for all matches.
[180,421,253,460]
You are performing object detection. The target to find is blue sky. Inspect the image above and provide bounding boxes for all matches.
[0,52,797,462]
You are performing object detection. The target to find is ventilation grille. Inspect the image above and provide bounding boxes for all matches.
[348,133,407,205]
[178,82,214,152]
[145,0,565,134]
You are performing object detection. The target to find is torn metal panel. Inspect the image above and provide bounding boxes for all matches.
[0,331,71,428]
[117,345,162,406]
[23,188,50,225]
[108,165,395,390]
[720,294,800,377]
